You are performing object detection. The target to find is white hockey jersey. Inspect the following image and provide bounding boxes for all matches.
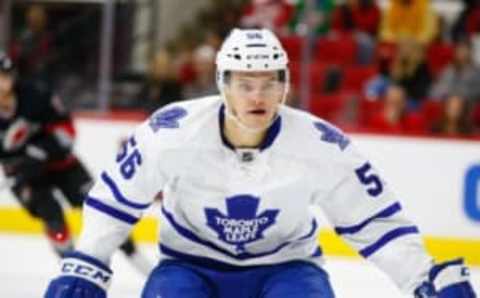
[77,95,432,293]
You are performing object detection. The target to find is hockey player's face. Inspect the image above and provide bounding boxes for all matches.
[226,71,285,130]
[0,73,14,98]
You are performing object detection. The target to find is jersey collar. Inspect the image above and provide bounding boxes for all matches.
[218,104,281,151]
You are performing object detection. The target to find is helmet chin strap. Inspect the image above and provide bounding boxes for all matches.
[220,79,290,135]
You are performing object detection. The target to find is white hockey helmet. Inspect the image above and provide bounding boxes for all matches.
[215,28,289,90]
[215,28,290,132]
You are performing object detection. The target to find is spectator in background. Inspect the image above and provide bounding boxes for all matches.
[331,0,380,38]
[183,45,217,99]
[331,0,381,64]
[10,5,54,84]
[379,0,438,45]
[451,0,480,41]
[390,38,431,107]
[174,38,197,86]
[430,39,480,102]
[466,5,480,38]
[240,0,294,35]
[431,94,474,136]
[136,49,183,113]
[364,73,391,101]
[368,85,425,133]
[364,47,394,100]
[206,0,244,37]
[451,0,480,42]
[204,30,223,52]
[289,0,334,36]
[364,38,432,103]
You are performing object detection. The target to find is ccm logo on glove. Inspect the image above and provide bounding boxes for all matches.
[61,261,110,283]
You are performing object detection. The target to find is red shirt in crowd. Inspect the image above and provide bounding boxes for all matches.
[331,3,381,36]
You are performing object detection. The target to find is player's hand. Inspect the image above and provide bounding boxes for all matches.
[44,251,112,298]
[414,259,476,298]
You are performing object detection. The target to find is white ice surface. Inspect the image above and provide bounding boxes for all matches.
[0,234,478,297]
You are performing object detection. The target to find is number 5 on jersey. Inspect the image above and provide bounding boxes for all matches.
[355,162,383,197]
[116,136,142,180]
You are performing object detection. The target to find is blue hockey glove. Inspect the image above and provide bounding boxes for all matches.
[44,251,112,298]
[414,259,476,298]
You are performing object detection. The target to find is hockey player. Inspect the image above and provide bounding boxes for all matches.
[0,54,151,274]
[44,29,477,297]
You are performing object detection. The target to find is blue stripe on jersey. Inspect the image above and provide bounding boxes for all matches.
[359,226,419,258]
[159,244,323,271]
[299,219,318,240]
[159,244,259,271]
[85,196,139,225]
[101,171,151,210]
[334,202,402,235]
[161,206,318,260]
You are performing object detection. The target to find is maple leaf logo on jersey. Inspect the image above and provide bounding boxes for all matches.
[149,106,187,132]
[314,121,350,151]
[205,195,279,253]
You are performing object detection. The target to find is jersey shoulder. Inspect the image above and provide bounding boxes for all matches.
[279,105,351,156]
[277,106,370,185]
[279,106,371,176]
[134,95,222,151]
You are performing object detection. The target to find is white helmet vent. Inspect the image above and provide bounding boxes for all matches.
[245,44,267,48]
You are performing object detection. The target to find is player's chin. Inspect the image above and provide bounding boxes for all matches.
[243,115,274,131]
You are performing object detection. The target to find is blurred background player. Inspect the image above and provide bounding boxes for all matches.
[0,53,152,275]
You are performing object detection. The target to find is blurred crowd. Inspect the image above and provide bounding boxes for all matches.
[4,0,480,138]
